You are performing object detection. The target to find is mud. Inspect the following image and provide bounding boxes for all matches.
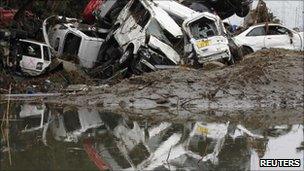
[0,68,93,94]
[0,102,303,170]
[32,49,303,116]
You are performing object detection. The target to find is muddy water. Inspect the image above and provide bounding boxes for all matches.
[0,103,303,171]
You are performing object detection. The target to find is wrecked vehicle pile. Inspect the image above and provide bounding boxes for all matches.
[1,0,252,84]
[43,0,245,80]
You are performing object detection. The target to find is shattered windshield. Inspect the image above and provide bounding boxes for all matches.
[189,17,219,39]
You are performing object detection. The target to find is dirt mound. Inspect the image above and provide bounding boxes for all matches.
[1,49,303,118]
[37,49,303,117]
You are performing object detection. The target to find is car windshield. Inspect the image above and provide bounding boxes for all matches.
[189,17,219,39]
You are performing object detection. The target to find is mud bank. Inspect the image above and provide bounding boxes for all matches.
[3,49,304,116]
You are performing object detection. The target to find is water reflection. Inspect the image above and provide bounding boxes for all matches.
[0,103,303,170]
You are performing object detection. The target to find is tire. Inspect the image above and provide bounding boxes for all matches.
[242,46,254,56]
[226,56,235,66]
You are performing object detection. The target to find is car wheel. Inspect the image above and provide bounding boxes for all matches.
[242,46,254,56]
[228,56,236,65]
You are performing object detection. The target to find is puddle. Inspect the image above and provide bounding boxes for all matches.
[0,103,303,170]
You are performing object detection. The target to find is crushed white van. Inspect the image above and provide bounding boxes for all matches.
[97,0,183,74]
[154,0,232,64]
[46,17,106,69]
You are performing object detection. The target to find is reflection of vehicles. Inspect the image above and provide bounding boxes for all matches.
[233,23,304,54]
[50,107,104,142]
[84,114,269,170]
[19,103,48,132]
[188,122,229,164]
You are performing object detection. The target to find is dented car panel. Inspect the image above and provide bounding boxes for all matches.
[148,35,180,64]
[147,1,183,38]
[105,0,183,74]
[114,0,182,54]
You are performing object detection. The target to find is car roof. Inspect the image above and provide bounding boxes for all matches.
[250,23,283,28]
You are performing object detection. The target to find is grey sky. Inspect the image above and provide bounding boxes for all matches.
[226,0,304,30]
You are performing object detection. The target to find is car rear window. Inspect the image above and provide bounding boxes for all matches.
[19,41,42,59]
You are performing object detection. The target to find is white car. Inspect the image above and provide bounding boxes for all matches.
[18,39,52,76]
[233,23,304,54]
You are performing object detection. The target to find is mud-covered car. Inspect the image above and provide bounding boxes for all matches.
[233,23,304,54]
[94,0,183,78]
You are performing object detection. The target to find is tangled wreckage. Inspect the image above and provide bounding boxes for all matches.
[39,0,250,79]
[2,0,302,80]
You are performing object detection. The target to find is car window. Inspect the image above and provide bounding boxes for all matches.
[129,0,151,28]
[54,38,60,51]
[43,46,50,61]
[19,42,42,59]
[246,27,266,36]
[189,17,219,39]
[267,26,289,35]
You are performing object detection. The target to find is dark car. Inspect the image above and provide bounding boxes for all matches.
[182,0,253,19]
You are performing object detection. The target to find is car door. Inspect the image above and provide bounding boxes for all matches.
[264,25,295,50]
[19,41,44,72]
[244,26,267,51]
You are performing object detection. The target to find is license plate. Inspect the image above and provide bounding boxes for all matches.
[196,40,211,48]
[196,126,209,135]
